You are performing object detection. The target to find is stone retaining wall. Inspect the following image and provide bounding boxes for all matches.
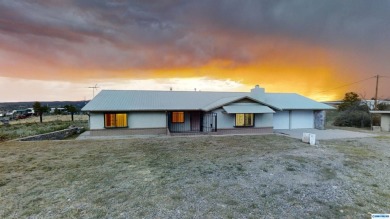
[20,127,84,141]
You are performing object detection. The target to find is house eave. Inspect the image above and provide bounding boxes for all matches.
[82,109,205,112]
[279,108,335,111]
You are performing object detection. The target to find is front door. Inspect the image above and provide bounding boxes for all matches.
[190,112,201,131]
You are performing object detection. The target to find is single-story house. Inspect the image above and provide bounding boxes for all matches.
[370,111,390,132]
[81,85,334,136]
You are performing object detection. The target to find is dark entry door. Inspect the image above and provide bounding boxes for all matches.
[190,112,201,131]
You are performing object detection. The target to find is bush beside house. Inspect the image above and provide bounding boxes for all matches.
[333,92,371,128]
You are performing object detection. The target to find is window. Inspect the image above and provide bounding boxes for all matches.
[172,112,184,123]
[235,113,254,127]
[105,113,128,128]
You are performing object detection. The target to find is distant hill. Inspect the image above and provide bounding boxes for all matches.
[0,101,89,112]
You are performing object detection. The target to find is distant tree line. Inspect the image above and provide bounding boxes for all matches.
[32,102,79,123]
[33,102,49,123]
[377,102,390,111]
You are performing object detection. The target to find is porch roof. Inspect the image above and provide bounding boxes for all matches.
[222,105,275,114]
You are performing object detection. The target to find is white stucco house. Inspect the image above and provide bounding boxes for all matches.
[81,85,334,136]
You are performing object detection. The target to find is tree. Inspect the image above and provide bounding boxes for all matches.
[54,108,61,115]
[64,105,77,121]
[334,92,370,128]
[377,102,390,111]
[338,92,361,111]
[32,102,48,123]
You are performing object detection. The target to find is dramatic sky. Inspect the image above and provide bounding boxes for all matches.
[1,0,390,102]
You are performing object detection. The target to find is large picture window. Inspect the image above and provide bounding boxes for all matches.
[235,113,254,127]
[172,112,184,123]
[105,113,128,128]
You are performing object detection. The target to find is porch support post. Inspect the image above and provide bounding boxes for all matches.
[215,113,217,132]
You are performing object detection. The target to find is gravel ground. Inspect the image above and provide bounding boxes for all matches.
[1,134,389,218]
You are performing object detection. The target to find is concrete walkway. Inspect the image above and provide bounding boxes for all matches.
[275,128,378,140]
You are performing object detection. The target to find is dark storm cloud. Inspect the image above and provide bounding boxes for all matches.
[0,0,185,49]
[0,0,390,72]
[177,0,390,46]
[2,0,390,43]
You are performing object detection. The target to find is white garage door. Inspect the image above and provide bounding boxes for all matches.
[273,111,290,129]
[290,110,314,129]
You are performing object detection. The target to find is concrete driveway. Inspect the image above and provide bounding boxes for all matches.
[275,128,378,140]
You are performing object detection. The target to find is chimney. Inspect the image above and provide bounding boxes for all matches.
[250,85,265,101]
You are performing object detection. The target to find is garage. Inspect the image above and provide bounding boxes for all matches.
[273,111,290,129]
[273,110,314,129]
[290,110,314,129]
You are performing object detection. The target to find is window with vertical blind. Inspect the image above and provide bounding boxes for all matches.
[172,112,184,123]
[235,113,254,127]
[104,113,128,128]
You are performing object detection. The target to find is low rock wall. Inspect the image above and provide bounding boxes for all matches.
[20,127,84,141]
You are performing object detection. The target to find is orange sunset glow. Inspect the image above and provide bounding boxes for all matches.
[0,1,389,102]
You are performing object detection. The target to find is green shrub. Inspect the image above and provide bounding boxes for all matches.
[377,102,390,111]
[0,133,10,142]
[372,114,381,126]
[333,111,371,127]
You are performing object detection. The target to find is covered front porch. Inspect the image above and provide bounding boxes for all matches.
[167,111,217,133]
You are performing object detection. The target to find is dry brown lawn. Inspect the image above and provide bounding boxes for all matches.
[0,116,88,141]
[8,115,88,125]
[0,135,389,218]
